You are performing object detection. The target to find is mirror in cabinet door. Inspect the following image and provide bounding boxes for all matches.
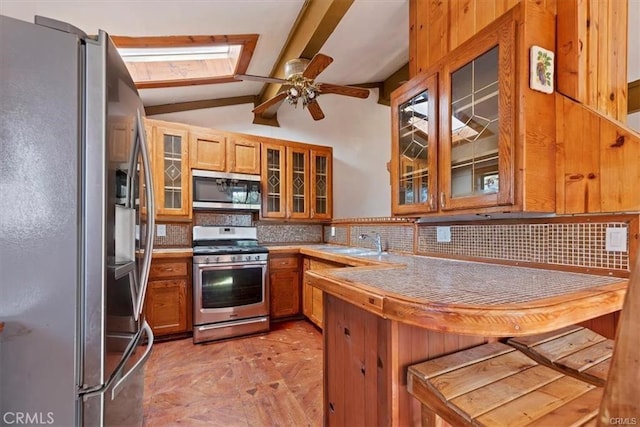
[391,72,438,215]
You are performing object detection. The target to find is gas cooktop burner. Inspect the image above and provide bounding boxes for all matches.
[192,226,268,263]
[192,245,268,255]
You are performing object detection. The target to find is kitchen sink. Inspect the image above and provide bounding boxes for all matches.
[321,247,388,256]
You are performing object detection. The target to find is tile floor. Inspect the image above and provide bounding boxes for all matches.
[143,321,323,426]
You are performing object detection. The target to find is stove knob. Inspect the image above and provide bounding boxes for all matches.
[245,255,251,261]
[230,255,236,262]
[215,256,220,262]
[205,257,210,264]
[254,255,260,261]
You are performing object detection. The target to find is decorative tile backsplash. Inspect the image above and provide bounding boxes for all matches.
[323,225,349,245]
[193,212,253,227]
[349,224,415,253]
[257,223,324,244]
[417,221,631,271]
[153,223,191,247]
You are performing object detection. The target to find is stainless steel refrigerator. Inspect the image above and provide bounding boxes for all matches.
[0,14,156,426]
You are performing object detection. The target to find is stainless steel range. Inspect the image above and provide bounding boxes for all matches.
[192,226,269,344]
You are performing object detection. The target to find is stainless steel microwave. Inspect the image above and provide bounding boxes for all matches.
[192,170,261,211]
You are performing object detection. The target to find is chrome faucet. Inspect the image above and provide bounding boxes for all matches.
[358,232,382,254]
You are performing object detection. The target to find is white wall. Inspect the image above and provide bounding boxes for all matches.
[152,89,392,219]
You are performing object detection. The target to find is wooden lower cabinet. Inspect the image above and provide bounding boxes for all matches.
[324,294,488,426]
[302,257,347,329]
[145,257,192,338]
[268,253,301,320]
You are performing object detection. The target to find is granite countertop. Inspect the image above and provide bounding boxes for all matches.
[302,248,628,337]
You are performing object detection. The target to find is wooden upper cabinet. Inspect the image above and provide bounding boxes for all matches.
[227,136,261,174]
[261,142,287,219]
[151,123,191,219]
[310,147,333,220]
[439,19,515,211]
[391,72,438,215]
[287,146,310,219]
[261,141,332,220]
[189,130,226,171]
[392,2,556,217]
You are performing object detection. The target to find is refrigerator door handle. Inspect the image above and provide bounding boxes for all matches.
[111,321,154,400]
[133,109,155,320]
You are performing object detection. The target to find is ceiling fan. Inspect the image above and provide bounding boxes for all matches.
[234,53,370,121]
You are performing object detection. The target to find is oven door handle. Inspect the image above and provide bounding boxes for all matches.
[196,317,269,331]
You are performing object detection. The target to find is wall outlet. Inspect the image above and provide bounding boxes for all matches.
[156,224,167,237]
[605,227,627,252]
[436,226,452,243]
[331,226,336,237]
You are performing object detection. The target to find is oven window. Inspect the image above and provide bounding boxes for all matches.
[201,267,263,309]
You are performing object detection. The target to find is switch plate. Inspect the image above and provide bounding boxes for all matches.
[605,227,627,252]
[157,224,167,237]
[436,226,452,243]
[331,226,336,237]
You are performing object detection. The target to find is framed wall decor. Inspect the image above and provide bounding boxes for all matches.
[530,45,554,94]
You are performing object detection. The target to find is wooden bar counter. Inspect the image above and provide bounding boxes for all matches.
[302,249,628,426]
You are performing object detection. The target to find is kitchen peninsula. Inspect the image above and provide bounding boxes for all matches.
[302,249,627,426]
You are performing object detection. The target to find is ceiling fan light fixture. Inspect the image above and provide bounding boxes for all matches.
[285,75,318,108]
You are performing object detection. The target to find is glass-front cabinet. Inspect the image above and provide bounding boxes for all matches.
[440,22,515,211]
[391,72,438,215]
[152,124,191,218]
[262,143,287,219]
[310,148,332,220]
[261,142,332,220]
[287,147,310,219]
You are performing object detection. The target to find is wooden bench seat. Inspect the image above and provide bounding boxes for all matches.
[408,249,640,426]
[506,325,613,386]
[407,341,602,426]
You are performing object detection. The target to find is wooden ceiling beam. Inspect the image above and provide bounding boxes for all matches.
[256,0,355,123]
[145,95,256,116]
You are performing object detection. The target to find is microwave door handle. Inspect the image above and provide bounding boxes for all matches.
[134,109,155,319]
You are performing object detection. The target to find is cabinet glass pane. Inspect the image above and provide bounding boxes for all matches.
[163,134,182,209]
[266,148,281,212]
[315,155,327,214]
[398,89,431,205]
[450,46,499,198]
[292,152,306,213]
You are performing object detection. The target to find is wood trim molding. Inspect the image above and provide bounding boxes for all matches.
[630,79,640,114]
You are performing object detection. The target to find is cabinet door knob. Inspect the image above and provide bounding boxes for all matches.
[440,192,446,209]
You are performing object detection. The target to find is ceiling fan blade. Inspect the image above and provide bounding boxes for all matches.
[307,101,325,121]
[252,92,288,118]
[302,54,333,80]
[317,83,370,99]
[234,74,288,84]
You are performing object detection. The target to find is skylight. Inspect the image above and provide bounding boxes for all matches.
[111,34,258,89]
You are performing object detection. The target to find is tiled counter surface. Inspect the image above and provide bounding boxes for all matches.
[298,246,628,337]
